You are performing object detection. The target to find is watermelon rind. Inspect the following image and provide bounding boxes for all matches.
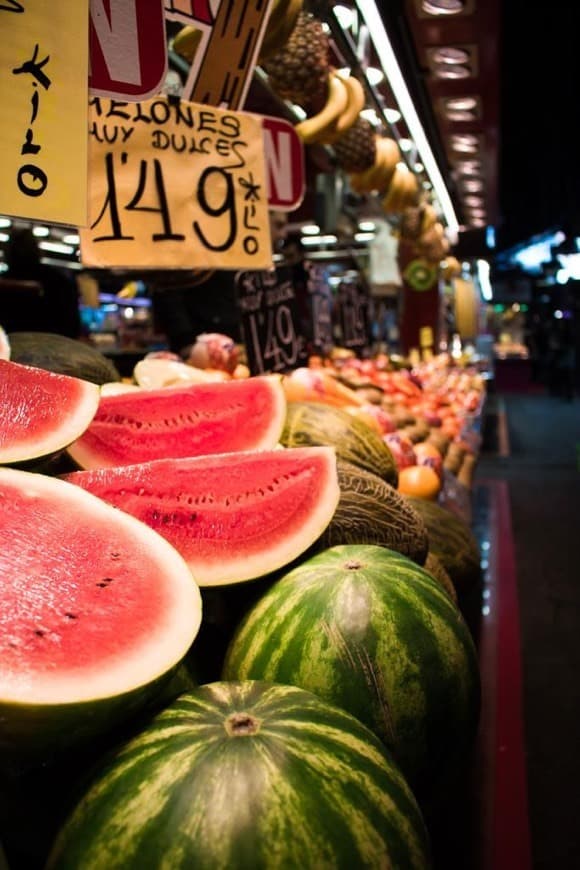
[223,544,481,793]
[47,681,431,870]
[0,468,202,758]
[7,332,121,385]
[0,359,100,465]
[66,375,287,470]
[64,446,341,587]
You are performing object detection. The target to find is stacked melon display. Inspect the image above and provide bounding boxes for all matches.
[0,336,484,868]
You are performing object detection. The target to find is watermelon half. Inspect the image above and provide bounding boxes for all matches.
[0,359,99,465]
[47,682,431,869]
[0,468,202,758]
[64,447,340,587]
[67,375,286,470]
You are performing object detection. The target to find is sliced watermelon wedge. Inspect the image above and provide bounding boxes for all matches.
[0,359,100,465]
[64,447,340,587]
[67,375,286,470]
[0,468,201,756]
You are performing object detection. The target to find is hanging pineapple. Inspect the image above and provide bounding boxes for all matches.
[262,11,330,103]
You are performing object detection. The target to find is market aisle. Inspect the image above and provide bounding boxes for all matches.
[477,393,580,870]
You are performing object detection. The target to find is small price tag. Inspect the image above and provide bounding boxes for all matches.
[336,278,371,351]
[236,265,308,375]
[80,95,272,270]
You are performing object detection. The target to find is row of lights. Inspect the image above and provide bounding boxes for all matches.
[418,1,487,229]
[0,216,81,264]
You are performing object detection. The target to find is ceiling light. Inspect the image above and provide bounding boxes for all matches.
[450,134,479,153]
[63,233,81,245]
[464,195,484,207]
[290,103,307,120]
[0,232,9,243]
[366,66,385,86]
[445,97,478,111]
[38,241,75,255]
[455,160,482,175]
[477,259,492,301]
[355,232,376,243]
[0,217,11,228]
[445,110,477,121]
[334,5,356,30]
[431,47,470,65]
[414,162,424,172]
[396,161,410,172]
[354,0,459,239]
[398,137,414,152]
[422,0,465,14]
[301,224,321,235]
[433,64,470,79]
[461,179,483,192]
[301,234,338,247]
[358,220,377,231]
[32,226,50,237]
[466,208,486,218]
[385,108,401,124]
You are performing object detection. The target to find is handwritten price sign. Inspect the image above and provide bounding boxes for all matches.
[336,278,371,351]
[0,0,88,225]
[80,96,272,270]
[236,266,308,375]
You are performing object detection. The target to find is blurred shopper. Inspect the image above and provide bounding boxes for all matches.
[547,318,576,400]
[0,227,81,338]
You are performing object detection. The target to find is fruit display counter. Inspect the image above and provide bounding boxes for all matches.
[1,333,494,868]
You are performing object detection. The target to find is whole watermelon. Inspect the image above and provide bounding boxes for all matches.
[224,545,480,794]
[47,681,431,870]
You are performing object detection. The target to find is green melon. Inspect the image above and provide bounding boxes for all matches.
[281,401,398,486]
[314,460,428,565]
[7,332,121,385]
[424,552,457,604]
[404,497,482,593]
[47,682,431,869]
[224,545,480,793]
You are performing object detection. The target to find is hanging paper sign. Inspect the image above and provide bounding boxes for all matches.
[0,0,89,225]
[236,265,308,375]
[165,0,274,109]
[80,95,272,270]
[262,116,305,211]
[89,0,167,100]
[335,278,371,350]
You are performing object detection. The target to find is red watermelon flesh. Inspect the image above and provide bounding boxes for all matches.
[66,375,286,470]
[0,359,100,464]
[64,447,340,587]
[0,468,201,706]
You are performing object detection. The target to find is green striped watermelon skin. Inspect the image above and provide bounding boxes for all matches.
[47,682,430,870]
[223,546,480,793]
[281,402,398,487]
[315,460,428,565]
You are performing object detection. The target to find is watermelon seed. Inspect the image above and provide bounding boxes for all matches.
[96,578,114,588]
[64,613,78,620]
[34,630,45,637]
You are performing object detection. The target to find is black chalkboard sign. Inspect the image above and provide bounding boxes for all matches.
[302,259,334,355]
[335,278,371,351]
[236,265,308,375]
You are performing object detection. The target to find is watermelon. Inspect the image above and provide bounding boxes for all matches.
[281,401,398,487]
[404,496,482,593]
[67,375,286,470]
[0,468,201,759]
[223,545,480,793]
[0,359,100,465]
[7,332,121,385]
[47,682,431,869]
[314,459,428,565]
[64,447,340,587]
